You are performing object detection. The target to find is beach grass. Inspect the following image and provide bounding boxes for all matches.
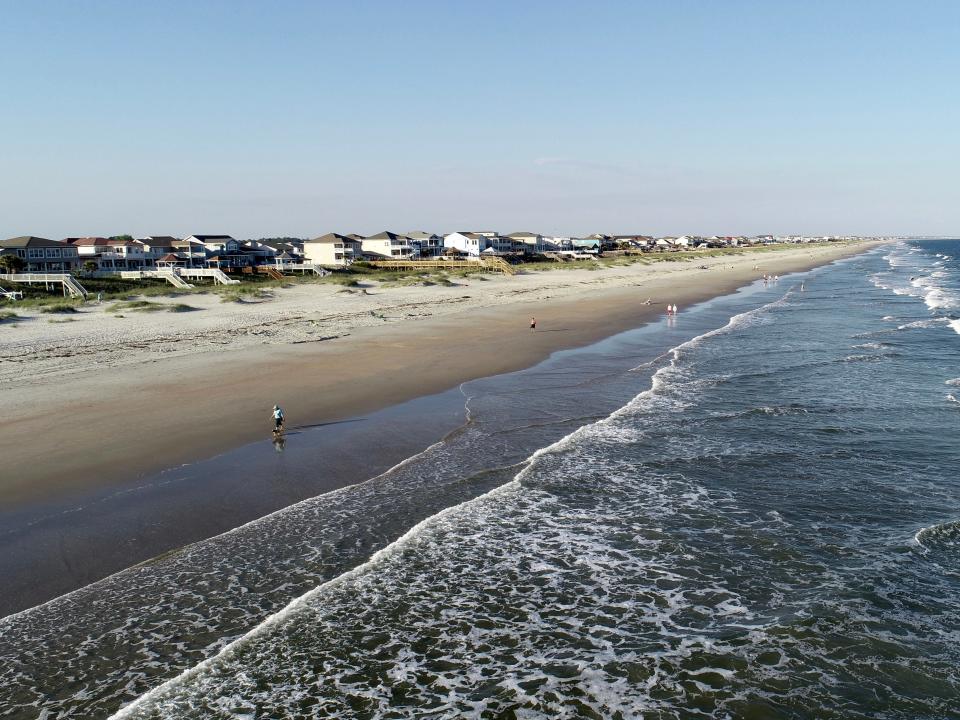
[219,286,275,303]
[108,299,198,313]
[40,303,79,314]
[108,300,166,312]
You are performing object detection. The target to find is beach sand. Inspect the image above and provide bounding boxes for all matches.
[0,243,877,509]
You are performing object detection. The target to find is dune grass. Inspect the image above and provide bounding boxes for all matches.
[108,299,198,313]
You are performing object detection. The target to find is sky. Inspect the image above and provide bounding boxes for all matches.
[1,0,958,239]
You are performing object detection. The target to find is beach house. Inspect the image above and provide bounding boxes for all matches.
[137,237,180,266]
[443,232,491,256]
[1,236,79,272]
[65,237,150,270]
[405,231,443,258]
[186,235,240,255]
[506,231,549,254]
[303,233,362,266]
[570,237,602,254]
[361,231,415,259]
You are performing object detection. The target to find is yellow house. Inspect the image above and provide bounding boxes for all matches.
[303,233,362,266]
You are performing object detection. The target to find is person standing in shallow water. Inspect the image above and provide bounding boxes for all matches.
[530,317,536,331]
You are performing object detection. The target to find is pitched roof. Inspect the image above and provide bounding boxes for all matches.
[188,234,234,241]
[138,235,180,245]
[64,237,109,246]
[305,232,359,244]
[365,231,405,241]
[0,235,63,248]
[405,231,437,239]
[507,231,540,238]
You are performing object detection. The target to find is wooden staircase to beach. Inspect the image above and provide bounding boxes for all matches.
[0,272,89,298]
[257,267,285,280]
[479,256,516,275]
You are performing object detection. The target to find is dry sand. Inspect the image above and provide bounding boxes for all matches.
[0,243,878,507]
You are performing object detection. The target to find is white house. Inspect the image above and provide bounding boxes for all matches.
[64,237,148,270]
[443,232,490,256]
[362,231,414,259]
[303,233,362,266]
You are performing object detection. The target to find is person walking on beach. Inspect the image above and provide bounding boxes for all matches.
[530,317,536,331]
[671,304,678,315]
[271,404,285,434]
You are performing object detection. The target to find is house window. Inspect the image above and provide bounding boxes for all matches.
[391,249,401,256]
[46,248,61,258]
[28,248,44,259]
[335,253,344,260]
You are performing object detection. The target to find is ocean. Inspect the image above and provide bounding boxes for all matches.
[2,241,958,719]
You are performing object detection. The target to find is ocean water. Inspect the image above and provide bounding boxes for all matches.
[2,242,959,719]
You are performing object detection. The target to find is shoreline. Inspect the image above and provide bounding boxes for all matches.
[1,242,881,510]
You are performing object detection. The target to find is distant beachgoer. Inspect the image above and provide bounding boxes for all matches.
[672,304,678,314]
[272,404,284,433]
[800,282,805,291]
[97,292,102,304]
[530,317,536,330]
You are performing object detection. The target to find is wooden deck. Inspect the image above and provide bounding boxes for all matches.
[365,257,516,275]
[0,273,89,298]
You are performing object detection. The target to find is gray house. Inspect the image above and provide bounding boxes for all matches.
[0,236,79,272]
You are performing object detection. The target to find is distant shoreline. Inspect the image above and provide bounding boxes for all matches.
[0,241,882,510]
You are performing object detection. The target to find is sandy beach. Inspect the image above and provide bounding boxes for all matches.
[0,243,877,508]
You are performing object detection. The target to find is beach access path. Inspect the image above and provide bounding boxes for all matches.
[0,243,878,507]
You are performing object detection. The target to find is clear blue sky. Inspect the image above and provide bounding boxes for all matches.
[2,0,958,238]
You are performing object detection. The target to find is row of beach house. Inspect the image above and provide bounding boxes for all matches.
[0,231,854,274]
